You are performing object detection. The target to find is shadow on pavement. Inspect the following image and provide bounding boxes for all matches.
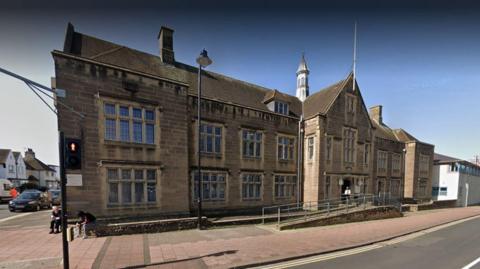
[119,250,238,269]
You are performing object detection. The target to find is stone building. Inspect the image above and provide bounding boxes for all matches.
[53,24,434,218]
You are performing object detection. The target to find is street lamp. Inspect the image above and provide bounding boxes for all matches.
[196,49,212,229]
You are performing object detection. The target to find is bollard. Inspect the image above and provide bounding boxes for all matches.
[262,207,265,225]
[277,207,281,228]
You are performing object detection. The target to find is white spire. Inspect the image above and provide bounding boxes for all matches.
[296,53,309,102]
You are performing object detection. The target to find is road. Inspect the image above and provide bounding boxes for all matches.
[0,203,15,220]
[0,203,51,228]
[281,216,480,269]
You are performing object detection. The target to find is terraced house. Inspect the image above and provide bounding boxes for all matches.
[53,24,434,218]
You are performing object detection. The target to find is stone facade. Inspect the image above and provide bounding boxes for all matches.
[53,24,434,218]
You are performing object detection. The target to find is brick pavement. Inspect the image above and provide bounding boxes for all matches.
[1,207,480,269]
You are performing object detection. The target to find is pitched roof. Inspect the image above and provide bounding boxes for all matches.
[393,129,418,142]
[61,29,302,117]
[24,157,56,172]
[371,119,400,142]
[0,149,11,164]
[434,153,461,163]
[12,151,21,161]
[303,75,348,118]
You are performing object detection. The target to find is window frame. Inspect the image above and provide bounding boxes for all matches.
[343,128,357,164]
[199,122,223,156]
[377,150,388,173]
[192,171,227,202]
[274,174,297,200]
[242,129,263,159]
[102,101,157,145]
[307,136,315,161]
[241,173,263,201]
[277,135,295,161]
[106,167,157,207]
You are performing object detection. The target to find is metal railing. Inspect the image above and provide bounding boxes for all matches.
[261,192,402,227]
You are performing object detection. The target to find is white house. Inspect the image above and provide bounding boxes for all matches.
[12,152,28,186]
[24,148,58,188]
[0,149,16,180]
[433,153,480,207]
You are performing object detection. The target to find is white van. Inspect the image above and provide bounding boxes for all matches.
[0,179,13,202]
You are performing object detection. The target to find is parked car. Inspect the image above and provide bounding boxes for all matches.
[0,179,14,203]
[8,190,51,212]
[49,189,61,206]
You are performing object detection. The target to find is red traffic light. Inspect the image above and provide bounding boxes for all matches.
[68,142,78,152]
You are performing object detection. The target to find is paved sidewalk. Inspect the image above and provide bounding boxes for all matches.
[1,207,480,269]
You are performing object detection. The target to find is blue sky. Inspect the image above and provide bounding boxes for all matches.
[0,1,479,164]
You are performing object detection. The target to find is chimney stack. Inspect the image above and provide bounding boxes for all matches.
[158,26,175,65]
[24,148,35,160]
[369,105,383,124]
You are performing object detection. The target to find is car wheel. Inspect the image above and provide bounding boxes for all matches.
[36,205,41,211]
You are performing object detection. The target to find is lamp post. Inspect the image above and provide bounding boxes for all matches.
[196,49,212,229]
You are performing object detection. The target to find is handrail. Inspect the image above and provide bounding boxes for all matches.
[260,192,402,227]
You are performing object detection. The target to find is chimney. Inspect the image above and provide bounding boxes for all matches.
[369,105,383,124]
[24,148,35,160]
[158,26,175,65]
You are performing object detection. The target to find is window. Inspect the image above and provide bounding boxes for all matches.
[242,174,262,200]
[8,165,14,173]
[420,154,430,174]
[377,151,388,173]
[326,136,332,161]
[133,108,142,119]
[325,176,331,199]
[193,171,226,201]
[133,122,143,143]
[346,95,355,113]
[418,179,427,196]
[242,130,262,158]
[364,144,370,166]
[120,120,130,141]
[392,153,401,175]
[200,123,222,155]
[307,137,314,160]
[105,119,116,140]
[274,175,297,199]
[391,180,400,196]
[145,110,155,121]
[103,102,156,144]
[104,103,116,116]
[119,106,129,117]
[146,124,154,144]
[278,136,295,161]
[107,168,157,205]
[343,129,357,163]
[274,101,289,115]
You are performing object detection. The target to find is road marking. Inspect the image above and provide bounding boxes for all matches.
[0,212,34,223]
[254,214,480,269]
[463,257,480,269]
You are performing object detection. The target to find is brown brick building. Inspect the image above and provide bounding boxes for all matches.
[53,24,434,218]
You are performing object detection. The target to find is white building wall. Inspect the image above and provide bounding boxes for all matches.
[16,157,27,179]
[432,164,459,201]
[5,151,16,179]
[457,173,480,207]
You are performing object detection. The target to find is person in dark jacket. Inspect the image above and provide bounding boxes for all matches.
[50,206,61,234]
[76,211,96,238]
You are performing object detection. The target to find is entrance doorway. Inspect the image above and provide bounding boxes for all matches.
[341,179,351,196]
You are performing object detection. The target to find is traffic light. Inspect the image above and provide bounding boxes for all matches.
[65,138,82,170]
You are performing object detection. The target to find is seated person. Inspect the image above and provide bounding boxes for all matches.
[76,211,96,238]
[50,206,61,234]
